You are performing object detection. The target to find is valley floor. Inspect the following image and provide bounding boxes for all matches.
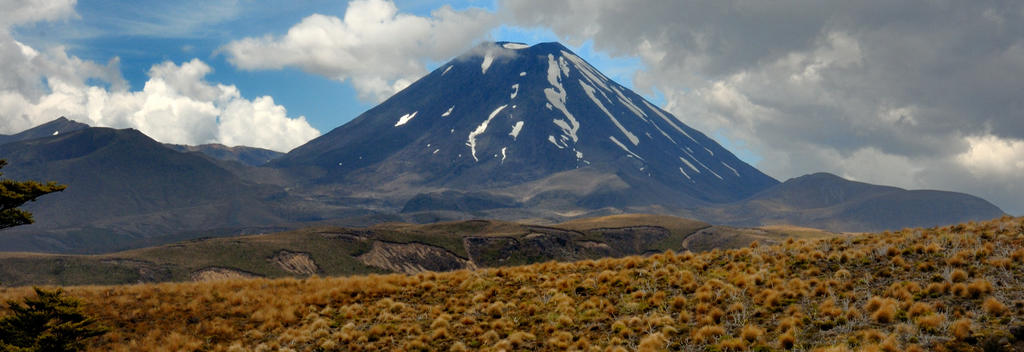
[1,217,1023,351]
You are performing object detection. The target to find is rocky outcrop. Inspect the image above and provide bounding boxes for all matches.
[356,241,475,274]
[268,250,319,276]
[190,267,258,282]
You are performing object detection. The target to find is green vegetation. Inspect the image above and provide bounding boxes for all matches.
[0,287,107,351]
[0,160,66,230]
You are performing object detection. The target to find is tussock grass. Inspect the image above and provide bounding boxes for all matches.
[1,216,1022,351]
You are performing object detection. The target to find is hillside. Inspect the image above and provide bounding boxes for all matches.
[0,126,288,253]
[0,116,89,145]
[696,173,1006,232]
[0,214,826,286]
[164,143,284,166]
[0,216,1019,351]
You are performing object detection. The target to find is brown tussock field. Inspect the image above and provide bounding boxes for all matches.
[1,216,1023,351]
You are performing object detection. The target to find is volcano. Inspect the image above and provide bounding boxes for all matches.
[271,42,779,213]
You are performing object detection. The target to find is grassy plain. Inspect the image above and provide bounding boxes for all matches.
[1,216,1021,351]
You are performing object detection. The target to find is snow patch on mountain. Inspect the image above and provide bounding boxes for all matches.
[580,80,639,145]
[395,112,418,127]
[442,106,453,117]
[502,43,529,49]
[509,121,524,140]
[561,51,611,92]
[609,136,644,161]
[722,162,740,177]
[678,167,691,180]
[544,54,580,144]
[642,100,698,144]
[481,53,494,74]
[466,104,508,162]
[510,84,519,99]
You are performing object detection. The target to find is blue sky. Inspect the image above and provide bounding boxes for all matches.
[10,0,655,136]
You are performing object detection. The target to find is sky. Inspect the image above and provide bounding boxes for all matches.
[1,0,1023,215]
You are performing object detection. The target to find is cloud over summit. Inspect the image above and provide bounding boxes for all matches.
[221,0,497,102]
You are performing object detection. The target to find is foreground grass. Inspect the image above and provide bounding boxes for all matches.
[1,217,1022,351]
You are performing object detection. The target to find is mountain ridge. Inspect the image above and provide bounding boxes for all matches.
[0,42,1008,253]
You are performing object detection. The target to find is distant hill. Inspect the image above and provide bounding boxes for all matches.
[164,143,284,166]
[695,173,1006,232]
[0,126,290,253]
[0,117,89,145]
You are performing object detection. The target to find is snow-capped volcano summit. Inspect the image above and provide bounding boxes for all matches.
[272,42,779,211]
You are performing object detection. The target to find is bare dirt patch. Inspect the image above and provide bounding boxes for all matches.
[190,267,257,282]
[268,250,319,276]
[357,241,475,274]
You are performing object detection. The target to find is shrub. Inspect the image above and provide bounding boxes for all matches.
[915,314,944,332]
[0,288,108,352]
[906,302,932,318]
[691,325,725,344]
[964,279,993,298]
[950,318,972,340]
[637,332,667,352]
[982,296,1008,316]
[949,269,968,283]
[778,329,796,349]
[741,324,764,343]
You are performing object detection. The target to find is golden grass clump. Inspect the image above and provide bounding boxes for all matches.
[865,296,898,324]
[906,301,932,318]
[964,278,993,298]
[915,313,944,332]
[637,332,667,352]
[949,268,968,282]
[778,329,797,350]
[982,296,1008,316]
[691,325,725,344]
[950,318,972,340]
[741,324,764,343]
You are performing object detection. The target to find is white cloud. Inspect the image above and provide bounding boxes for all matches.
[221,0,497,101]
[0,0,76,28]
[0,0,319,152]
[957,135,1024,176]
[0,37,319,152]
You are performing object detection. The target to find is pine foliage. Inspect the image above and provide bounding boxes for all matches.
[0,288,108,352]
[0,160,66,230]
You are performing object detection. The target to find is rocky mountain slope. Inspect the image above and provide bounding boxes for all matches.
[271,42,779,212]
